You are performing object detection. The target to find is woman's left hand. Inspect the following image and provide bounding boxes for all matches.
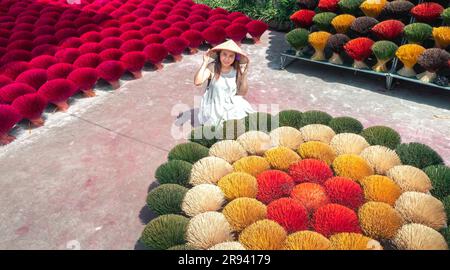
[242,63,249,77]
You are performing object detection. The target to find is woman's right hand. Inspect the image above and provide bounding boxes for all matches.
[203,49,211,64]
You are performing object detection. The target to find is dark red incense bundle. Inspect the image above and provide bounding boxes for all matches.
[411,2,444,23]
[371,20,405,41]
[344,37,375,69]
[318,0,339,12]
[290,9,316,28]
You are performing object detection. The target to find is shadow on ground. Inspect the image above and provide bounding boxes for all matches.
[265,31,450,110]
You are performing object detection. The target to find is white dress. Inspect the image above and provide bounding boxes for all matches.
[198,68,255,127]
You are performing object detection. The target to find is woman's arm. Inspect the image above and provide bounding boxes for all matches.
[237,63,249,96]
[194,50,212,86]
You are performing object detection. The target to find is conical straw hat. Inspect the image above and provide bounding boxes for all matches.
[207,39,249,64]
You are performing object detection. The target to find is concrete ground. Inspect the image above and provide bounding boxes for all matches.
[0,30,449,249]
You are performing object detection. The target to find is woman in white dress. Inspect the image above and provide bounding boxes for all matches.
[194,40,255,127]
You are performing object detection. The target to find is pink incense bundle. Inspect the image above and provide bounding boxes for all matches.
[47,63,74,80]
[38,79,78,111]
[55,48,81,64]
[144,44,169,70]
[96,61,125,90]
[120,39,147,53]
[120,52,147,79]
[202,26,227,46]
[0,61,31,80]
[0,83,35,103]
[163,37,189,62]
[161,27,183,39]
[99,49,124,61]
[73,53,102,69]
[67,68,99,97]
[172,21,191,32]
[143,34,166,45]
[15,69,48,90]
[191,22,210,32]
[246,20,268,44]
[120,30,144,41]
[0,104,22,145]
[60,37,83,49]
[80,31,102,43]
[100,37,124,50]
[12,93,48,127]
[100,28,123,39]
[180,30,204,54]
[0,75,12,88]
[225,23,248,46]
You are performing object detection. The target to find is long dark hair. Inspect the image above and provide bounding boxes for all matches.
[213,51,242,85]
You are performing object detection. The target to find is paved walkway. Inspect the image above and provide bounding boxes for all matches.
[0,31,449,249]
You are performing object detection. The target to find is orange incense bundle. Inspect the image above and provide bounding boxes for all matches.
[360,0,387,18]
[432,27,450,49]
[395,44,426,77]
[331,14,356,34]
[308,31,332,61]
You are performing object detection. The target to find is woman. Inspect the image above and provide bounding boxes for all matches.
[194,40,255,127]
